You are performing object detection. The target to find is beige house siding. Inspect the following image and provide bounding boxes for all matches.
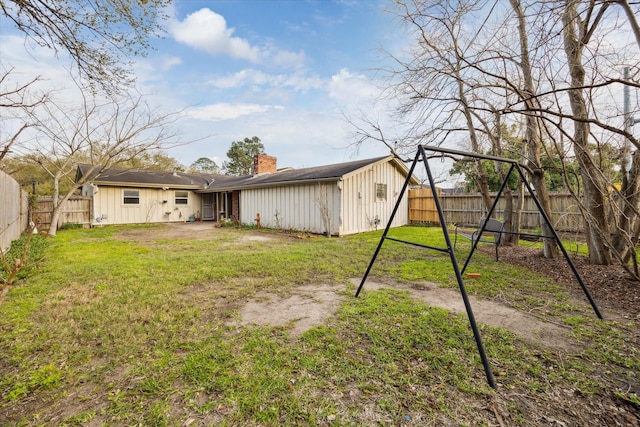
[86,185,202,225]
[339,160,410,235]
[76,158,414,233]
[239,182,341,235]
[239,159,412,236]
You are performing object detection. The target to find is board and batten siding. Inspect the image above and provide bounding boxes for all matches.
[240,182,341,235]
[240,160,411,236]
[340,160,409,235]
[90,186,202,225]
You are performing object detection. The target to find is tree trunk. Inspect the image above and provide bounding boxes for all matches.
[562,1,612,265]
[615,0,640,49]
[47,204,62,237]
[492,111,515,244]
[510,0,558,257]
[528,162,558,257]
[612,67,640,264]
[456,78,493,213]
[47,171,62,236]
[48,190,79,237]
[514,180,525,247]
[502,185,514,245]
[612,149,640,263]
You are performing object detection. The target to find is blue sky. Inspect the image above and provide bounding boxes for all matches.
[3,1,638,185]
[2,0,404,171]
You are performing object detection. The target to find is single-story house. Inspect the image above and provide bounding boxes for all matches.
[76,154,418,236]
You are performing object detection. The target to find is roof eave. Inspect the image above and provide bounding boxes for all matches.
[88,181,203,190]
[340,156,419,185]
[198,177,340,193]
[340,156,394,181]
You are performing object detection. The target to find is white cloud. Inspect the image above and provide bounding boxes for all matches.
[187,103,284,121]
[262,46,306,69]
[170,105,386,171]
[161,56,183,70]
[283,70,324,92]
[206,68,323,94]
[207,69,270,89]
[328,68,378,105]
[0,34,92,115]
[0,34,56,63]
[169,8,260,62]
[131,54,183,87]
[168,8,304,69]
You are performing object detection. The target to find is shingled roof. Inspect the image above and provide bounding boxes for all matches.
[76,164,218,189]
[76,156,416,191]
[200,156,408,192]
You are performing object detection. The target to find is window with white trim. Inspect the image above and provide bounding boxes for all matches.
[123,189,140,205]
[175,191,189,205]
[375,183,387,202]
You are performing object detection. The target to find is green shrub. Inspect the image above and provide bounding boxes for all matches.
[1,231,48,286]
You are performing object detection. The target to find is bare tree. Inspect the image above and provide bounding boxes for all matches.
[363,0,544,243]
[22,87,185,236]
[0,67,47,162]
[495,1,640,271]
[379,0,496,212]
[360,0,640,270]
[613,66,640,267]
[1,0,170,93]
[561,1,614,265]
[469,105,518,244]
[612,0,640,48]
[509,0,558,257]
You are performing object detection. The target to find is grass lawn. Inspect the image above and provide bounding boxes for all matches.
[0,224,638,426]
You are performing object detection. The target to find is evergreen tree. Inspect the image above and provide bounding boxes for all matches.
[223,137,264,176]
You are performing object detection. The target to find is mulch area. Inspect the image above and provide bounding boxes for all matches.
[493,244,640,318]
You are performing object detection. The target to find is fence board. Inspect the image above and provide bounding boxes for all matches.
[408,188,441,223]
[35,196,92,230]
[409,191,584,232]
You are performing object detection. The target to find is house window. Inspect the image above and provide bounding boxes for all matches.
[123,189,140,205]
[375,183,387,202]
[175,191,189,205]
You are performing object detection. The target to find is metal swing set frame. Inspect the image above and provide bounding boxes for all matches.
[355,145,603,388]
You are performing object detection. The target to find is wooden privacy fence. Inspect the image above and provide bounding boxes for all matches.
[0,170,29,251]
[34,196,92,231]
[408,188,441,223]
[409,190,584,233]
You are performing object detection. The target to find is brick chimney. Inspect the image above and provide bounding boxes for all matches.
[253,154,277,175]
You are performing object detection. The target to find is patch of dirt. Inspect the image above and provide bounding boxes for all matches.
[116,223,283,245]
[116,222,219,241]
[231,243,639,357]
[352,278,577,352]
[233,284,344,336]
[230,245,640,426]
[166,227,637,349]
[239,235,273,243]
[231,276,577,351]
